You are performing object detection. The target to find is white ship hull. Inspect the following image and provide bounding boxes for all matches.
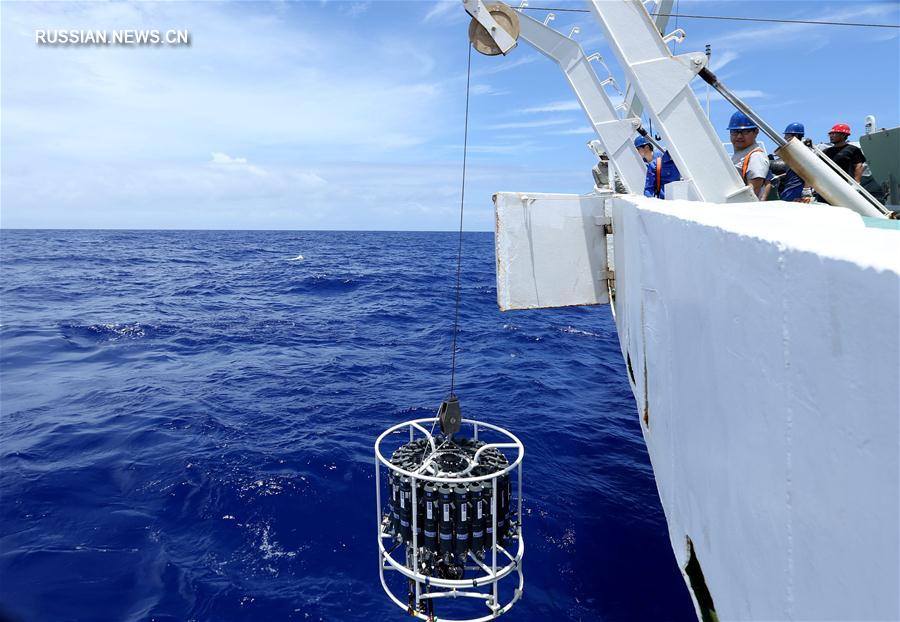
[494,191,900,619]
[613,197,899,619]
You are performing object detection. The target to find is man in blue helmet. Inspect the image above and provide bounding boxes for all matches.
[635,136,681,199]
[728,111,769,199]
[634,135,654,163]
[778,122,809,202]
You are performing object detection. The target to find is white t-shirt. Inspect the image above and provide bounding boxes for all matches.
[731,142,770,181]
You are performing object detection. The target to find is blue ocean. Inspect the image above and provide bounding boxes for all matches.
[0,230,695,622]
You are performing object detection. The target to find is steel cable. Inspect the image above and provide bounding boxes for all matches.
[514,6,899,29]
[448,43,472,399]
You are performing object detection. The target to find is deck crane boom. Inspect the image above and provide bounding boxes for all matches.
[465,0,759,202]
[622,0,675,120]
[462,0,648,193]
[513,9,648,193]
[585,0,758,202]
[465,0,889,217]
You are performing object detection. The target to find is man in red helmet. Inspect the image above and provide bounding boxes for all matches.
[824,123,866,183]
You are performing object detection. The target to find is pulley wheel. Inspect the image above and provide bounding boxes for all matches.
[468,3,520,56]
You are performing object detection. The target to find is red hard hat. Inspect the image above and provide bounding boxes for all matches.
[830,123,851,134]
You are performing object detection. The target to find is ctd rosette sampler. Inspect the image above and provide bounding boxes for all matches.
[375,415,524,621]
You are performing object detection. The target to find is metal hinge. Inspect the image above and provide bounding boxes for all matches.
[594,215,613,235]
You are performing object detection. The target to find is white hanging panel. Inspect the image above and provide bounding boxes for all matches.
[494,191,609,311]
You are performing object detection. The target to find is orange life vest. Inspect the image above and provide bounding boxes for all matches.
[655,156,662,196]
[741,148,764,181]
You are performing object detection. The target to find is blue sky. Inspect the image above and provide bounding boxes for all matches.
[1,0,898,231]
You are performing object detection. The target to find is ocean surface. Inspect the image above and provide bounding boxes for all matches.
[0,230,695,622]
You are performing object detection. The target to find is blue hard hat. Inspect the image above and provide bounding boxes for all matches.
[634,135,651,148]
[784,122,805,137]
[727,111,758,131]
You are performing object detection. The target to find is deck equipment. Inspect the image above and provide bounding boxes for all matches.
[375,419,524,621]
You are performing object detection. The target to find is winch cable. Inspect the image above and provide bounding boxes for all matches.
[450,43,473,399]
[432,42,473,441]
[509,5,900,29]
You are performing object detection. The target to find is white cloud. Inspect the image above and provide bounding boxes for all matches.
[209,152,269,177]
[343,2,371,18]
[5,0,892,231]
[1,156,585,230]
[732,90,767,100]
[0,1,477,230]
[470,83,509,96]
[210,152,248,166]
[423,1,463,24]
[470,54,538,77]
[704,2,898,54]
[692,87,768,103]
[520,100,582,114]
[1,2,447,160]
[559,127,595,136]
[709,49,738,73]
[491,118,574,130]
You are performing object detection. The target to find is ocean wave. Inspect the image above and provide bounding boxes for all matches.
[559,325,601,338]
[0,230,692,622]
[285,273,361,294]
[59,321,158,342]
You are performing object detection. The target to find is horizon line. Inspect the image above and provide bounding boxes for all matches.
[0,227,496,234]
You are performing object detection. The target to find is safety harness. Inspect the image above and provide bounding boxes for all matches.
[655,156,662,197]
[741,148,764,181]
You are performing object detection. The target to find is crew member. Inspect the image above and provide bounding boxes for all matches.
[727,111,769,199]
[634,135,653,163]
[824,123,866,183]
[779,122,809,202]
[635,136,681,199]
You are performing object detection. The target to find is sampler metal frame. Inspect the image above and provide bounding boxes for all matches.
[374,418,525,622]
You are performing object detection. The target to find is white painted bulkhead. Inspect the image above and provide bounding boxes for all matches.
[611,197,900,620]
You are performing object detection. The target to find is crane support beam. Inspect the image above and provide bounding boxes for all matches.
[623,0,674,119]
[516,11,647,193]
[588,0,756,203]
